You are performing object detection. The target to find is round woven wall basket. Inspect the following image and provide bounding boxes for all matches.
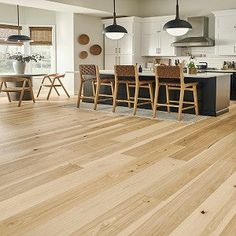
[79,51,88,59]
[78,34,90,45]
[90,44,102,56]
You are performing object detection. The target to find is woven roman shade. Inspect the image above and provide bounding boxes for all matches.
[30,27,52,45]
[0,24,22,45]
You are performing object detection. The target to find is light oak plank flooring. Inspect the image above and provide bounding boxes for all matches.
[0,97,236,236]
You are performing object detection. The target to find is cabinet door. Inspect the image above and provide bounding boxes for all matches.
[159,30,176,56]
[118,34,133,55]
[105,54,117,70]
[217,30,236,55]
[104,37,118,55]
[142,34,156,56]
[217,15,236,31]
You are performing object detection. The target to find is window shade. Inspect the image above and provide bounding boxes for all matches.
[0,24,22,45]
[30,27,53,45]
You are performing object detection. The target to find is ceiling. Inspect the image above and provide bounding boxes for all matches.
[0,0,111,16]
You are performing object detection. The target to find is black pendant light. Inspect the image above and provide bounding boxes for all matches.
[7,5,31,42]
[163,0,192,36]
[104,0,128,40]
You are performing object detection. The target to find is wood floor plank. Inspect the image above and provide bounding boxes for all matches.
[0,97,235,236]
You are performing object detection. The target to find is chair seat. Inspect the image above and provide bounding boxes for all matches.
[118,80,154,85]
[1,87,31,92]
[97,78,114,83]
[160,82,198,88]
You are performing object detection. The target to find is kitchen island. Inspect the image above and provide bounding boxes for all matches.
[84,70,231,116]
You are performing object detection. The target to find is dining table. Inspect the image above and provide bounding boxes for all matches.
[0,73,46,100]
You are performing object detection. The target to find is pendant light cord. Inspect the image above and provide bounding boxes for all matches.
[17,5,20,34]
[176,0,180,19]
[113,0,117,25]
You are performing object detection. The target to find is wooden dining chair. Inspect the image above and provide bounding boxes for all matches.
[77,65,114,110]
[0,77,35,107]
[36,73,70,100]
[113,65,154,115]
[153,65,199,121]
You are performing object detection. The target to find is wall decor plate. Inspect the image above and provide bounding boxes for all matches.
[78,34,90,45]
[79,51,88,59]
[90,44,102,56]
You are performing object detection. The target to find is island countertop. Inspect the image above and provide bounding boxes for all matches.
[99,70,232,78]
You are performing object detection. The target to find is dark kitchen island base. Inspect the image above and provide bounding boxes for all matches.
[82,71,231,117]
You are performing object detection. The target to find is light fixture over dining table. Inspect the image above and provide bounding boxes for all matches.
[104,0,128,40]
[7,5,31,42]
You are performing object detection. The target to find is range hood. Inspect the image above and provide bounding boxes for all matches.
[172,16,215,47]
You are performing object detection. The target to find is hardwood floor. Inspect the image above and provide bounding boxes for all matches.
[0,97,235,236]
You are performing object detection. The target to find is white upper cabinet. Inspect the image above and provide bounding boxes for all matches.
[141,16,176,57]
[214,10,236,56]
[103,17,143,70]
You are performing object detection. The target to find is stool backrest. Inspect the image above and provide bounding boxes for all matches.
[155,65,184,85]
[79,64,99,81]
[114,65,139,84]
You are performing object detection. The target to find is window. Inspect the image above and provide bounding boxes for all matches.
[0,24,22,44]
[0,24,23,73]
[0,24,55,74]
[29,27,54,74]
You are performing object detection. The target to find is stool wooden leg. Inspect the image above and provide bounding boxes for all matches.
[133,83,139,116]
[92,81,96,97]
[126,82,131,108]
[0,82,3,93]
[29,79,35,103]
[166,85,170,113]
[58,78,70,98]
[153,83,159,118]
[178,88,184,121]
[18,80,26,107]
[46,78,55,100]
[94,82,100,110]
[36,77,46,98]
[193,85,199,116]
[4,82,11,102]
[112,82,118,113]
[110,82,114,96]
[148,83,154,110]
[48,78,60,96]
[77,81,84,108]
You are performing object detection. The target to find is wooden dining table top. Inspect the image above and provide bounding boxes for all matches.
[0,73,46,78]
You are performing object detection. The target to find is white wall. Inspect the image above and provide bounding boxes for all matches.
[73,14,104,94]
[56,12,75,95]
[0,3,56,25]
[44,0,140,16]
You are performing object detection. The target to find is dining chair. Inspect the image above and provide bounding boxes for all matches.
[153,65,199,121]
[0,77,35,107]
[77,64,114,110]
[113,65,154,115]
[36,73,70,100]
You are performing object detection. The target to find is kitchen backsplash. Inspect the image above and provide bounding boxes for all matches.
[144,47,236,69]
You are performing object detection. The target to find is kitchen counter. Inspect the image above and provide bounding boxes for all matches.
[100,70,232,78]
[97,70,231,117]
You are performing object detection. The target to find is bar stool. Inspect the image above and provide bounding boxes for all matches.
[36,73,70,100]
[113,65,154,115]
[77,65,114,110]
[153,65,199,121]
[0,77,35,107]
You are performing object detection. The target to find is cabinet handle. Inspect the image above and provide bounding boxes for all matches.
[119,48,121,53]
[115,48,117,53]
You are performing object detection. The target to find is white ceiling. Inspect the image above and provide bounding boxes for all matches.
[0,0,111,16]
